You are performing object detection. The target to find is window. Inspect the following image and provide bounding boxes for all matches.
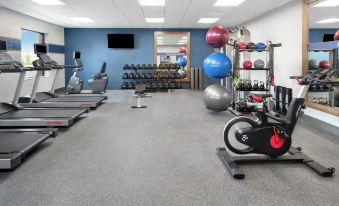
[21,29,45,78]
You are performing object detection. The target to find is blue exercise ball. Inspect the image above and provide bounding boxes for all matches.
[203,53,232,78]
[256,42,266,52]
[177,57,187,67]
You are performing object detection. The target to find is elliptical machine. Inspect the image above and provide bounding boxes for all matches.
[66,51,108,94]
[217,70,336,179]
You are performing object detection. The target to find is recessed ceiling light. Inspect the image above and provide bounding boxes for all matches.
[313,0,339,7]
[70,17,95,23]
[316,18,339,23]
[198,18,219,24]
[31,0,65,5]
[139,0,165,6]
[178,40,187,43]
[157,36,164,39]
[213,0,245,7]
[177,43,186,45]
[157,42,164,45]
[182,36,187,39]
[145,18,164,23]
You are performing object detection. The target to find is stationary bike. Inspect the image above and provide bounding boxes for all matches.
[66,51,108,94]
[217,71,335,179]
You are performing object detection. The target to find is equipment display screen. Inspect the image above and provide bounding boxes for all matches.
[74,51,81,59]
[0,40,6,51]
[34,44,47,54]
[108,34,134,49]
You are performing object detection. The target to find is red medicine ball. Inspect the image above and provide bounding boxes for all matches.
[334,30,339,41]
[238,42,247,50]
[319,60,330,69]
[178,47,187,53]
[243,60,253,69]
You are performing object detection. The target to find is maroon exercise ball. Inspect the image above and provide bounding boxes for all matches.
[319,60,330,69]
[206,25,229,49]
[238,42,247,50]
[178,47,187,53]
[243,60,253,69]
[334,30,339,41]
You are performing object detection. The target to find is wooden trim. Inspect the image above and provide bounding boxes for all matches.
[153,31,191,82]
[302,0,309,74]
[306,102,339,117]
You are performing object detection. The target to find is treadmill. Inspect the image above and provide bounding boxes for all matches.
[18,44,107,109]
[0,128,57,169]
[0,41,88,127]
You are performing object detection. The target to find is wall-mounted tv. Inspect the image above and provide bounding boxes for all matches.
[323,34,335,42]
[108,34,134,49]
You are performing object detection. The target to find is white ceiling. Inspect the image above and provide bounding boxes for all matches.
[309,0,339,28]
[0,0,293,28]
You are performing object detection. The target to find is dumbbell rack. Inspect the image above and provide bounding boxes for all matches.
[308,41,339,108]
[230,41,281,115]
[121,64,184,91]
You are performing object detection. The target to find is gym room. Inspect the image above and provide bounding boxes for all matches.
[0,0,338,205]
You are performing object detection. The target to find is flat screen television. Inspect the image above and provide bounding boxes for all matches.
[323,34,335,42]
[108,34,134,49]
[0,40,6,51]
[34,44,47,54]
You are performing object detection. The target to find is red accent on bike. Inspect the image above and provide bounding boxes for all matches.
[250,95,264,102]
[47,121,63,125]
[270,126,284,149]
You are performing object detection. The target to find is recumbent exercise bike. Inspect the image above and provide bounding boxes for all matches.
[217,70,336,179]
[66,51,108,94]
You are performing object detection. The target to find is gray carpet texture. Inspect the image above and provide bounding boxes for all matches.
[0,90,338,206]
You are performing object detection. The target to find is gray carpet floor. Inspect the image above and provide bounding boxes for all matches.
[0,90,338,206]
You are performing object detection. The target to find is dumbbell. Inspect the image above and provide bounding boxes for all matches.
[169,71,175,79]
[130,64,135,70]
[123,64,129,70]
[169,82,176,89]
[163,82,169,89]
[121,82,128,89]
[135,73,141,79]
[146,73,153,79]
[259,81,265,90]
[245,80,252,90]
[141,64,147,70]
[128,82,135,89]
[140,73,146,79]
[176,82,182,89]
[158,81,164,89]
[153,64,158,69]
[123,73,129,79]
[163,71,169,79]
[135,64,141,70]
[146,81,151,90]
[168,63,174,69]
[151,82,157,89]
[158,72,164,78]
[175,72,181,79]
[174,63,180,69]
[159,64,165,69]
[147,64,153,70]
[129,73,135,79]
[253,80,259,90]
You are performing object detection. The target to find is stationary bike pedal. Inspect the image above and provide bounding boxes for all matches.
[328,167,335,173]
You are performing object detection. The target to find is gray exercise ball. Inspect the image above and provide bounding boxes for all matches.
[178,69,187,78]
[203,84,231,112]
[254,59,265,69]
[309,59,318,70]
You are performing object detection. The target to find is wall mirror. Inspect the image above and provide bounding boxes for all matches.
[154,31,190,82]
[306,1,339,116]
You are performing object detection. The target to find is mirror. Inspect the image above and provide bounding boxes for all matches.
[154,32,190,81]
[306,1,339,116]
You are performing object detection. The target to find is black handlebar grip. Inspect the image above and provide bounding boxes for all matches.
[271,43,282,47]
[289,76,301,79]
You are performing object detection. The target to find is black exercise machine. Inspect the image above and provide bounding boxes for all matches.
[217,70,336,179]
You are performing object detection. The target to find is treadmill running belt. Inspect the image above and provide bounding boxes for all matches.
[0,109,84,119]
[44,96,105,102]
[0,133,49,153]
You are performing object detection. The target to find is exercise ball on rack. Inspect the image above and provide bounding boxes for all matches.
[178,47,187,53]
[177,56,187,67]
[309,59,318,70]
[203,84,231,112]
[256,42,266,52]
[334,30,339,41]
[238,42,247,50]
[319,60,330,69]
[254,59,265,69]
[243,60,253,69]
[203,53,232,78]
[206,25,229,48]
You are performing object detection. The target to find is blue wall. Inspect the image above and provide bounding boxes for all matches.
[309,28,338,43]
[64,28,216,89]
[308,29,338,62]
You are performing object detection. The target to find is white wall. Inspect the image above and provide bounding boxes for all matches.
[242,0,303,95]
[0,6,64,102]
[242,0,339,127]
